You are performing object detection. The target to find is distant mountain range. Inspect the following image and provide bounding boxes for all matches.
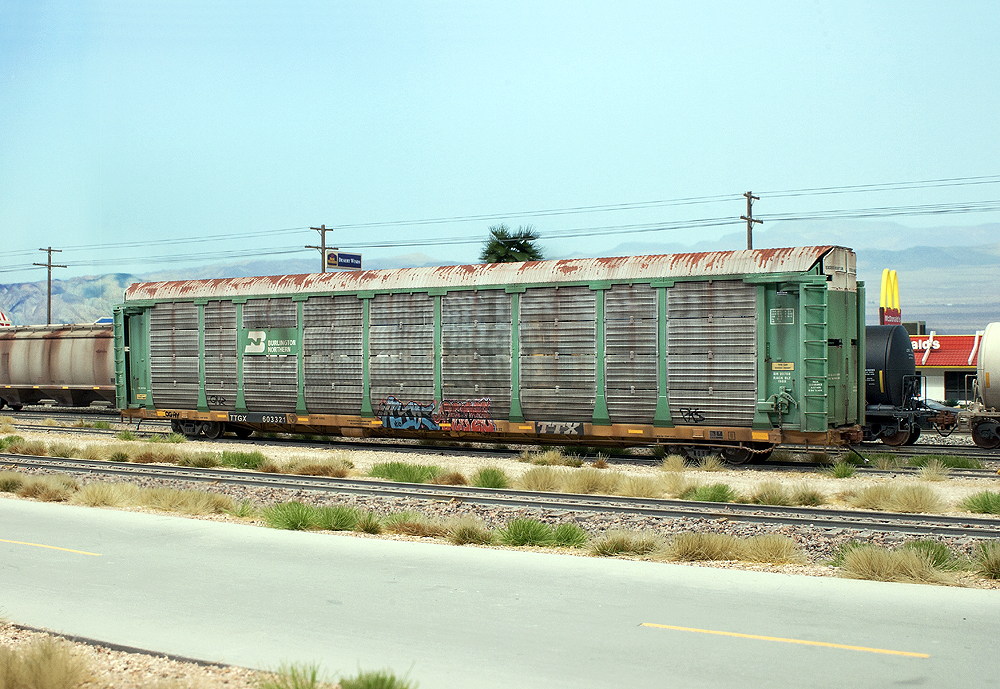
[2,223,997,333]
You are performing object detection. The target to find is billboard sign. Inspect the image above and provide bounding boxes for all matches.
[326,251,362,270]
[879,269,902,326]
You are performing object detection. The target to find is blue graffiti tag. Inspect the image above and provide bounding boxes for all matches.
[377,396,440,431]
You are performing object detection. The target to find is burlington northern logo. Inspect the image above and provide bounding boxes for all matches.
[244,331,266,354]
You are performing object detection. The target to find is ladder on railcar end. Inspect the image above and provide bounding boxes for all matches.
[801,283,829,432]
[112,307,128,409]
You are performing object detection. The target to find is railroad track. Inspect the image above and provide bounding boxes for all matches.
[4,453,999,539]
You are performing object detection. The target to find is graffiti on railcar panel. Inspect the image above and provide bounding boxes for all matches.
[439,398,498,433]
[678,408,705,423]
[377,396,440,430]
[535,421,583,435]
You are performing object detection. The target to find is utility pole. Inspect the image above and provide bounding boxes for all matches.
[306,224,334,273]
[33,247,66,325]
[740,191,762,250]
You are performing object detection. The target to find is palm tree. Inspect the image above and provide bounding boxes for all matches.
[478,224,544,263]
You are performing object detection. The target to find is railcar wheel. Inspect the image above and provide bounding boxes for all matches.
[971,421,1000,449]
[202,422,224,439]
[231,425,253,439]
[903,427,921,445]
[720,446,754,465]
[170,421,183,434]
[879,428,910,446]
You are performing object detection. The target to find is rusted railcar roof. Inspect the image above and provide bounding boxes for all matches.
[123,246,845,301]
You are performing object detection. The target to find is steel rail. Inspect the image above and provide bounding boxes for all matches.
[3,454,999,539]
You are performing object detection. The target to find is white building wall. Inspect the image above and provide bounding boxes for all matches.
[921,370,945,402]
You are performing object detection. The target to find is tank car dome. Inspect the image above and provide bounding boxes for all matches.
[866,325,916,407]
[978,322,1000,410]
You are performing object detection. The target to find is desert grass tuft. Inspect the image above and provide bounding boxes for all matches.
[496,518,554,546]
[219,450,268,470]
[900,540,962,570]
[115,430,137,441]
[741,535,806,564]
[315,505,359,531]
[682,483,738,503]
[824,461,856,478]
[354,511,383,534]
[870,453,903,470]
[71,482,141,507]
[516,466,564,492]
[590,457,609,469]
[108,450,130,463]
[590,529,662,557]
[76,445,108,461]
[471,466,510,489]
[790,483,826,506]
[960,491,1000,515]
[383,512,448,538]
[838,544,957,585]
[258,662,331,689]
[917,459,952,481]
[16,474,77,501]
[659,454,687,472]
[519,448,571,466]
[693,455,726,472]
[0,637,93,689]
[614,475,664,499]
[429,470,468,486]
[369,461,441,484]
[748,480,792,506]
[843,483,943,513]
[46,442,81,459]
[908,454,983,470]
[551,523,589,548]
[661,471,699,498]
[262,501,317,530]
[176,452,219,468]
[974,541,1000,579]
[0,471,25,492]
[141,487,234,514]
[562,467,620,495]
[340,669,416,689]
[0,434,25,450]
[6,439,48,456]
[446,516,493,545]
[666,532,742,561]
[226,499,258,519]
[0,422,15,435]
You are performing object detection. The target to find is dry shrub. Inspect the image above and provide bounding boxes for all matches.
[694,455,726,472]
[294,463,350,478]
[520,448,568,465]
[16,475,77,502]
[742,535,806,564]
[844,483,943,513]
[0,471,25,492]
[46,442,81,459]
[131,451,170,464]
[384,513,448,538]
[590,529,663,557]
[517,466,564,492]
[667,532,742,561]
[7,439,48,456]
[918,459,952,482]
[790,483,826,506]
[0,638,93,689]
[72,482,141,507]
[661,471,699,498]
[839,544,957,585]
[140,487,234,514]
[446,516,493,545]
[563,468,620,495]
[615,475,664,499]
[259,461,281,473]
[749,480,792,506]
[590,458,609,469]
[659,454,687,472]
[76,445,109,461]
[0,422,15,434]
[429,471,469,485]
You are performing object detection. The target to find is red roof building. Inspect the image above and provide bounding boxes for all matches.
[909,333,982,402]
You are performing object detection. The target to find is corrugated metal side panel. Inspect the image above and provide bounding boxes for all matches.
[243,298,296,328]
[303,296,364,413]
[667,281,757,426]
[520,286,595,421]
[441,291,511,419]
[203,302,236,411]
[605,284,658,423]
[244,356,298,412]
[370,293,435,408]
[149,302,199,408]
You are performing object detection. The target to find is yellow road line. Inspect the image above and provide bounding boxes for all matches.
[641,623,928,658]
[0,538,101,557]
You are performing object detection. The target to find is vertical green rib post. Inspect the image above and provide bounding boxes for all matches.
[653,286,672,426]
[434,294,443,406]
[295,298,307,414]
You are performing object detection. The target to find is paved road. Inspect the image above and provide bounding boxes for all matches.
[2,498,998,688]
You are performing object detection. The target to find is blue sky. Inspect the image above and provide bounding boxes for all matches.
[2,1,999,281]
